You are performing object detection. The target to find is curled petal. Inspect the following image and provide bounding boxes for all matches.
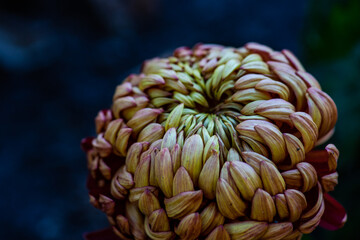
[254,98,295,122]
[125,142,147,174]
[198,153,220,199]
[127,108,164,135]
[222,59,241,79]
[203,135,220,164]
[216,178,247,219]
[113,82,133,100]
[250,188,276,222]
[98,195,115,216]
[260,160,286,195]
[122,96,149,121]
[133,154,151,188]
[129,186,158,203]
[116,215,131,236]
[175,213,202,240]
[315,128,335,146]
[164,79,188,94]
[92,134,112,158]
[282,133,305,169]
[144,217,174,240]
[139,74,165,91]
[302,183,323,219]
[114,128,133,157]
[138,123,165,144]
[261,222,293,240]
[235,73,268,89]
[299,200,325,234]
[164,190,203,219]
[271,67,307,111]
[125,201,146,239]
[290,112,318,153]
[306,93,322,129]
[307,87,337,137]
[241,151,274,175]
[240,136,269,158]
[255,79,290,101]
[161,127,177,151]
[305,144,339,177]
[220,162,240,196]
[104,119,124,146]
[224,221,268,240]
[321,172,339,192]
[205,225,230,240]
[241,100,266,116]
[95,109,113,134]
[269,51,289,63]
[200,203,225,236]
[138,189,161,216]
[173,167,194,195]
[165,103,184,130]
[282,49,305,71]
[181,134,204,185]
[236,120,271,144]
[240,61,270,74]
[297,71,321,89]
[245,42,273,60]
[154,148,174,198]
[148,209,170,232]
[229,161,263,201]
[297,162,318,192]
[254,123,287,163]
[281,162,317,192]
[275,193,289,220]
[112,96,137,118]
[284,189,307,222]
[232,88,271,103]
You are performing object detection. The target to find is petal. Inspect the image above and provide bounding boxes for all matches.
[81,137,95,152]
[87,175,110,197]
[319,193,347,230]
[305,150,334,177]
[83,228,120,240]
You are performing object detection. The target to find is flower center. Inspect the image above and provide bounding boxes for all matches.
[141,58,245,155]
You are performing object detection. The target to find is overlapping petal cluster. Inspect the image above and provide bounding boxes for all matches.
[82,43,346,240]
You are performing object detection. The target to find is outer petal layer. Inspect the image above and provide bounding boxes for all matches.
[319,193,347,231]
[83,228,119,240]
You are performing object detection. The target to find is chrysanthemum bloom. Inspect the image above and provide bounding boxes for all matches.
[81,43,346,240]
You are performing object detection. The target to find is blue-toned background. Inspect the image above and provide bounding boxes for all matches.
[1,0,359,239]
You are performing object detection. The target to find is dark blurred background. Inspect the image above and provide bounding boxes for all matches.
[1,0,359,239]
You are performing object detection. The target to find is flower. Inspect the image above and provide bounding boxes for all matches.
[81,43,346,240]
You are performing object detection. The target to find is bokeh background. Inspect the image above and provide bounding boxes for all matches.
[1,0,359,239]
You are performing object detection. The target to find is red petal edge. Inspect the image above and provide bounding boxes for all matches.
[83,227,119,240]
[81,137,95,153]
[87,175,110,197]
[305,150,334,177]
[320,193,347,230]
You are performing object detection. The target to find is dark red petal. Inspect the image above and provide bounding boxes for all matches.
[305,150,334,177]
[86,175,110,197]
[81,137,95,153]
[83,228,120,240]
[320,193,347,230]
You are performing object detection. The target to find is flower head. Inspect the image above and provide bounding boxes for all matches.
[82,43,346,240]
